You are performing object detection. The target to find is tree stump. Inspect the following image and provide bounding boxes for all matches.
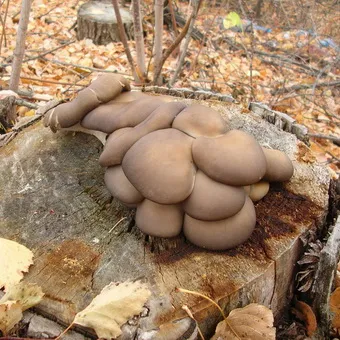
[77,0,134,45]
[0,93,331,338]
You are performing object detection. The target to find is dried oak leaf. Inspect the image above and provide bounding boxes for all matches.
[0,301,22,335]
[74,281,151,339]
[330,287,340,329]
[291,300,317,336]
[0,238,34,291]
[0,282,44,311]
[211,303,275,340]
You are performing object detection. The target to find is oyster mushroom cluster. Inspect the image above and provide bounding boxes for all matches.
[44,74,294,251]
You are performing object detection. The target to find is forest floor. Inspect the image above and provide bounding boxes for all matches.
[0,0,339,176]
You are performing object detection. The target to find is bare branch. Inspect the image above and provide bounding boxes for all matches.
[272,80,340,95]
[111,0,139,82]
[169,0,202,87]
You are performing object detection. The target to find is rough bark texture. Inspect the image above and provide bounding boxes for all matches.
[312,217,340,339]
[153,0,164,84]
[132,0,146,77]
[77,0,134,45]
[0,94,330,338]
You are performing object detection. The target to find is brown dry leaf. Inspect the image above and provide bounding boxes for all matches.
[291,300,317,336]
[74,281,151,339]
[330,287,340,329]
[0,301,22,335]
[0,282,44,311]
[211,303,275,340]
[0,238,34,291]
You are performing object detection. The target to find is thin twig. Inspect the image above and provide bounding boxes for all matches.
[308,133,340,144]
[169,0,202,86]
[0,0,10,54]
[272,80,340,95]
[153,11,194,83]
[41,57,132,76]
[35,2,63,19]
[55,322,74,340]
[112,0,139,82]
[15,98,38,109]
[20,76,87,87]
[108,217,127,234]
[1,40,75,67]
[182,305,205,340]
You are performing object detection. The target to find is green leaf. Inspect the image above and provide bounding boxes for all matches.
[223,12,242,29]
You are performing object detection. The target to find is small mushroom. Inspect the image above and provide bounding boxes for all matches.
[183,170,246,220]
[99,102,187,167]
[104,165,143,205]
[192,130,267,186]
[122,129,196,204]
[81,96,164,133]
[136,199,184,238]
[44,74,130,131]
[248,181,270,202]
[172,104,227,137]
[183,197,256,250]
[262,148,294,182]
[44,88,101,131]
[88,74,131,102]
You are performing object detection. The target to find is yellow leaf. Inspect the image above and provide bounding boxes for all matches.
[0,301,22,335]
[0,238,34,291]
[223,12,242,30]
[0,283,44,311]
[211,303,276,340]
[74,281,151,339]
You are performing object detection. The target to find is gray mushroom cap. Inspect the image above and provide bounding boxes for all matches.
[136,199,184,238]
[122,128,196,204]
[104,165,143,205]
[98,102,186,167]
[183,196,256,250]
[192,130,267,186]
[81,96,164,133]
[172,104,228,138]
[183,170,246,220]
[262,148,294,182]
[248,181,270,202]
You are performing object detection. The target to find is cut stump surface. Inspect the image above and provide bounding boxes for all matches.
[77,1,134,45]
[0,96,330,337]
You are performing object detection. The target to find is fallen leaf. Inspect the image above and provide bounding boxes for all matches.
[292,300,317,336]
[223,12,242,30]
[0,238,34,291]
[330,287,340,329]
[211,303,275,340]
[0,301,22,335]
[74,280,151,339]
[0,282,44,311]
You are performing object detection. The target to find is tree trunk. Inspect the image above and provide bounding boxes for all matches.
[132,0,146,79]
[9,0,32,92]
[153,0,164,85]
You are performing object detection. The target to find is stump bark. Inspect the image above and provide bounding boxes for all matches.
[77,0,134,45]
[0,94,331,338]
